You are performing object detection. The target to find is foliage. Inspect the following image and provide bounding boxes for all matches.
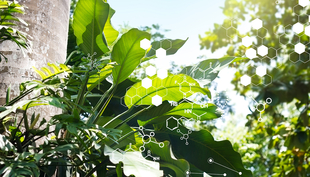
[0,0,251,176]
[200,0,310,176]
[0,0,30,62]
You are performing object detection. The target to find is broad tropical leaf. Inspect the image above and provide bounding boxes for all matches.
[144,38,188,58]
[87,64,113,91]
[165,102,222,121]
[155,127,253,177]
[103,7,119,46]
[73,0,110,57]
[181,57,246,85]
[111,28,150,84]
[104,145,164,177]
[124,74,211,108]
[144,141,190,177]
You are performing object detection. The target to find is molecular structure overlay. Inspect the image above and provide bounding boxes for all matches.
[251,97,273,122]
[117,1,310,175]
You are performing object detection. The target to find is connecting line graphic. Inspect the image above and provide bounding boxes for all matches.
[186,157,243,176]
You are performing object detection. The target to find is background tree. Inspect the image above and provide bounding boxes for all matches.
[199,0,310,176]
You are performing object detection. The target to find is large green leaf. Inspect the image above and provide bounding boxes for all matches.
[144,38,188,58]
[73,0,110,57]
[87,64,113,91]
[180,57,246,85]
[155,127,253,177]
[104,145,163,177]
[111,28,150,84]
[144,141,190,177]
[103,7,119,46]
[124,74,211,108]
[165,103,222,121]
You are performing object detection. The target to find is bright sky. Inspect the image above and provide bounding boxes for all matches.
[109,0,251,124]
[109,0,227,66]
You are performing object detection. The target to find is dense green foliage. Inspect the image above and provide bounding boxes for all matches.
[0,0,252,176]
[200,0,310,176]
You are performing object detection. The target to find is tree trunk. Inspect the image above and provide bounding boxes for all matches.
[0,0,71,141]
[0,0,70,112]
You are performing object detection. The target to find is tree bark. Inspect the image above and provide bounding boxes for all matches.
[0,0,70,111]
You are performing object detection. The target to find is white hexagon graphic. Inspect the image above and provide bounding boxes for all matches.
[240,75,251,86]
[295,43,305,54]
[242,36,252,47]
[305,26,310,36]
[141,78,152,89]
[251,18,263,30]
[299,0,309,7]
[166,116,179,131]
[292,22,304,34]
[146,65,156,77]
[257,45,268,56]
[256,66,267,77]
[157,69,168,79]
[152,95,162,106]
[140,38,151,50]
[245,48,257,59]
[156,48,166,58]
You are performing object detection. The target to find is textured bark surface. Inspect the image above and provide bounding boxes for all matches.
[0,0,70,109]
[0,0,71,138]
[0,0,70,104]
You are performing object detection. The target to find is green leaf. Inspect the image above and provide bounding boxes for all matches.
[103,6,119,46]
[87,64,113,91]
[165,103,222,121]
[144,141,190,177]
[104,145,163,177]
[180,57,246,85]
[124,74,211,108]
[111,28,151,84]
[155,127,253,177]
[144,38,188,59]
[73,0,110,57]
[97,116,135,149]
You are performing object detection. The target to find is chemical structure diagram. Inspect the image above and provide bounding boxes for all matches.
[185,157,243,177]
[251,97,272,121]
[166,116,192,145]
[137,126,165,152]
[112,127,164,162]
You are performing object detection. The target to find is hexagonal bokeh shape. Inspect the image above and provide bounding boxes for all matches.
[146,65,156,77]
[251,18,263,30]
[240,75,251,86]
[242,36,252,47]
[166,116,179,131]
[156,48,166,58]
[256,66,267,77]
[141,78,152,89]
[140,38,151,50]
[245,48,257,59]
[305,26,310,36]
[299,0,309,7]
[257,45,268,56]
[294,43,305,54]
[157,69,168,79]
[152,95,162,106]
[292,22,304,34]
